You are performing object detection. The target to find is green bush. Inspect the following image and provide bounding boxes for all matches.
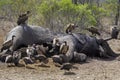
[0,0,115,33]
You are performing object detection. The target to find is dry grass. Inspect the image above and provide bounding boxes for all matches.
[0,20,16,46]
[108,39,120,53]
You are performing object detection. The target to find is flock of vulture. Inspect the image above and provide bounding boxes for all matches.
[0,11,119,72]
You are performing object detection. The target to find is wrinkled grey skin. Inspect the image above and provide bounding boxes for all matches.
[55,33,100,61]
[73,52,87,63]
[3,24,117,62]
[53,33,118,61]
[4,24,55,51]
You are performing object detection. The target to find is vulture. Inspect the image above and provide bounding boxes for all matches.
[19,57,34,68]
[35,44,47,55]
[59,41,69,55]
[1,35,16,52]
[111,27,119,39]
[17,11,31,25]
[52,55,63,65]
[26,45,35,58]
[52,38,60,47]
[34,54,48,64]
[51,38,61,55]
[60,63,73,71]
[86,27,100,36]
[0,54,9,62]
[5,51,22,66]
[18,47,27,58]
[5,55,14,67]
[12,51,22,66]
[65,23,78,34]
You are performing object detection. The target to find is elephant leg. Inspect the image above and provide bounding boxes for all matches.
[73,52,87,63]
[99,46,113,58]
[100,41,119,57]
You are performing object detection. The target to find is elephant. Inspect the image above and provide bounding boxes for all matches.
[3,24,55,51]
[52,33,119,61]
[2,24,119,62]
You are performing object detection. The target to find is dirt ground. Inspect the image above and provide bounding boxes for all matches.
[1,21,120,80]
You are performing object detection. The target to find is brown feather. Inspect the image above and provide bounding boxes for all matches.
[1,35,15,52]
[86,27,100,35]
[60,41,69,54]
[17,11,31,25]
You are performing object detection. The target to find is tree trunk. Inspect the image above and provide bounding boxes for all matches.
[72,0,77,5]
[115,0,120,25]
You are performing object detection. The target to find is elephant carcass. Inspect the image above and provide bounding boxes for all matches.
[55,33,99,61]
[72,33,100,56]
[54,33,118,61]
[3,24,55,51]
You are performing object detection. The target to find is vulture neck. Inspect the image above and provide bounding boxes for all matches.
[12,36,15,41]
[65,42,67,45]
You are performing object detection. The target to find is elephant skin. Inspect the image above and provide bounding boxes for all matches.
[53,33,118,61]
[3,24,55,51]
[3,24,118,62]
